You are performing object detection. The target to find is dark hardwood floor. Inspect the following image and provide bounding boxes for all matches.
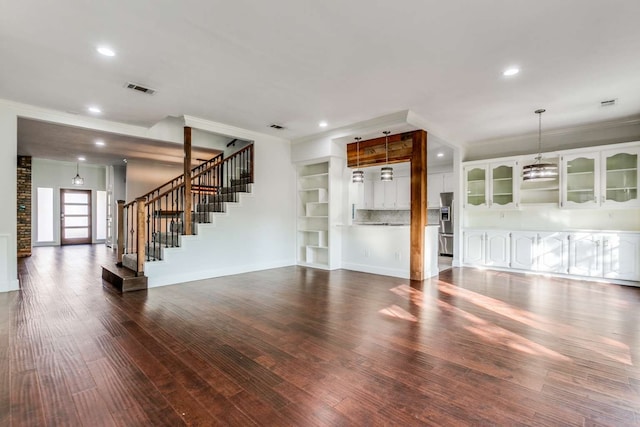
[3,245,640,426]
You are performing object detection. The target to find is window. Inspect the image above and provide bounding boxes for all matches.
[97,190,107,240]
[37,187,54,242]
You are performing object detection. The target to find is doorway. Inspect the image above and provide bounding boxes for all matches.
[60,189,92,245]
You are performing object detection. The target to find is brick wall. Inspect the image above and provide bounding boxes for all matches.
[17,156,31,257]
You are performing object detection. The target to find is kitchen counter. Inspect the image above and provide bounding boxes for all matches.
[342,225,439,279]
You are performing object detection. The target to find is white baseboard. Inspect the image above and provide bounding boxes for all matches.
[0,279,20,293]
[341,262,409,279]
[147,259,295,288]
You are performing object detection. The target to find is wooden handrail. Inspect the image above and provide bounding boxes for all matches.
[144,145,255,206]
[136,152,224,202]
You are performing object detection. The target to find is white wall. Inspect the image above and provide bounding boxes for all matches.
[464,207,640,232]
[31,159,107,246]
[464,119,640,161]
[125,160,183,202]
[0,104,18,292]
[144,127,296,287]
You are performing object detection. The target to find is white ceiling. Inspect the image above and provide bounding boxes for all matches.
[17,118,220,166]
[2,0,640,147]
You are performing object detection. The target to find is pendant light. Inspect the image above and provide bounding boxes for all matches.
[522,109,558,181]
[380,131,393,181]
[352,137,364,183]
[71,163,84,186]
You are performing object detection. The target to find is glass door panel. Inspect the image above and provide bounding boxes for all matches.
[491,164,513,206]
[466,167,486,206]
[565,156,596,204]
[605,152,638,204]
[61,189,92,245]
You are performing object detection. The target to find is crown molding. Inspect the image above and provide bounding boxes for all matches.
[471,115,640,148]
[184,115,289,144]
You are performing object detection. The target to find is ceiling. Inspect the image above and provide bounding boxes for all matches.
[2,1,640,147]
[17,118,220,166]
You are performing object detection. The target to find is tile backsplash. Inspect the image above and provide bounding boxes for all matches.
[355,209,410,224]
[355,208,441,225]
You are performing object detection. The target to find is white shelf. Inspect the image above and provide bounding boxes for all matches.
[492,178,513,182]
[299,173,328,179]
[567,189,595,193]
[297,161,330,268]
[567,171,595,176]
[607,168,637,173]
[607,187,638,191]
[493,193,513,196]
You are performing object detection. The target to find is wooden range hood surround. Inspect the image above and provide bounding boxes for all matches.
[347,130,428,281]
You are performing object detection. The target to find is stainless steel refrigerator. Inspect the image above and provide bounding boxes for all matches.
[438,192,454,256]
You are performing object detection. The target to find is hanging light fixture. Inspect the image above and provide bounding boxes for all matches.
[380,131,393,181]
[352,137,364,183]
[522,109,558,181]
[71,163,84,186]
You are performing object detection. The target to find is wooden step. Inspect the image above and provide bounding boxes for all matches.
[101,263,147,293]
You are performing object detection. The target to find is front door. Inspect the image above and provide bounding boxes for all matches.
[60,189,92,245]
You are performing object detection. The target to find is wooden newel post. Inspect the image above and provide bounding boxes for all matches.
[136,197,146,276]
[184,126,192,236]
[116,200,125,265]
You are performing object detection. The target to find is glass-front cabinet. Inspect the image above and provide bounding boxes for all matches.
[601,148,639,207]
[562,153,600,208]
[490,161,517,208]
[464,166,487,208]
[464,162,517,209]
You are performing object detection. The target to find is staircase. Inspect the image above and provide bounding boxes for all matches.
[101,144,254,292]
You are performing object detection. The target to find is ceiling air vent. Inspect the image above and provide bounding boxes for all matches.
[600,98,617,107]
[125,82,156,95]
[269,123,285,130]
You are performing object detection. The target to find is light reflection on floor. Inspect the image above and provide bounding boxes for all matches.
[380,280,633,366]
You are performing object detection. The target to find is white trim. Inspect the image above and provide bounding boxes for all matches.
[147,259,295,288]
[184,115,288,144]
[341,262,409,279]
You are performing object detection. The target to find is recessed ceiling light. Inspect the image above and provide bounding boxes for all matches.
[437,152,444,158]
[95,140,105,146]
[503,67,520,77]
[97,46,115,57]
[319,121,328,128]
[78,156,86,161]
[88,106,101,114]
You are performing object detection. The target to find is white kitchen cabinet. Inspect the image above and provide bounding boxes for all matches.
[489,161,517,209]
[353,179,374,209]
[372,176,410,209]
[602,233,640,281]
[443,173,454,193]
[464,162,516,209]
[427,174,443,208]
[601,148,640,208]
[464,166,488,208]
[562,153,600,208]
[373,180,396,209]
[510,232,537,270]
[537,232,569,274]
[568,232,603,277]
[427,173,454,208]
[463,230,485,265]
[485,231,510,267]
[395,176,411,209]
